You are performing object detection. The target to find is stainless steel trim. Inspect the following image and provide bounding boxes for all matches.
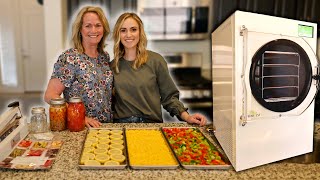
[191,7,196,33]
[264,50,301,55]
[164,0,210,8]
[180,89,211,99]
[163,53,202,68]
[184,102,212,108]
[147,33,209,40]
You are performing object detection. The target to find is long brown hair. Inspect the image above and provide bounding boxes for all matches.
[71,6,110,54]
[112,12,148,73]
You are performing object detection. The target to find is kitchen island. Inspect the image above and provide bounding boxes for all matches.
[0,123,319,180]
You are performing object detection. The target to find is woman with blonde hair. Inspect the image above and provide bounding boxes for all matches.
[112,12,206,125]
[44,6,113,127]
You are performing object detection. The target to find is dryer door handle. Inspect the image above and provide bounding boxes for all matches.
[312,65,320,93]
[240,25,248,126]
[312,65,320,81]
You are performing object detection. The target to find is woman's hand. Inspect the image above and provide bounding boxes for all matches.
[85,117,102,128]
[181,111,207,126]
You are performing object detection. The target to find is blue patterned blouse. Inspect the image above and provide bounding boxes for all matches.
[51,48,113,122]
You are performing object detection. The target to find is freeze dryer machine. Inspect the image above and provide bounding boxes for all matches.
[211,11,319,171]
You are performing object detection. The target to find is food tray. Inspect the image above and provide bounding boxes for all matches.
[0,136,63,170]
[161,127,231,170]
[125,128,179,169]
[78,128,127,169]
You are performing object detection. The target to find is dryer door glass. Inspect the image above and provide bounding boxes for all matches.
[249,39,312,112]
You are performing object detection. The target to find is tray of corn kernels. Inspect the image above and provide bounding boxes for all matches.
[79,128,127,169]
[125,128,179,169]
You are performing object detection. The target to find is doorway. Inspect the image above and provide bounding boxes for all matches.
[19,0,46,92]
[0,0,46,93]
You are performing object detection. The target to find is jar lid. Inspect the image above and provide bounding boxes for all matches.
[31,107,45,114]
[69,96,82,103]
[50,97,66,105]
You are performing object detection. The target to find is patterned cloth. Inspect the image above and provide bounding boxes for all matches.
[51,48,113,122]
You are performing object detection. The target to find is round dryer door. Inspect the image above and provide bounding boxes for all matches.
[249,39,317,113]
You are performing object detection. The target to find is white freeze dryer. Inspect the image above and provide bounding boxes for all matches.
[211,11,319,171]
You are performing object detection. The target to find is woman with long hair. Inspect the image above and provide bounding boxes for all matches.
[111,12,206,125]
[44,6,113,127]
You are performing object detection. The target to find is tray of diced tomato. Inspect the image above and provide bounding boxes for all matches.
[161,127,231,170]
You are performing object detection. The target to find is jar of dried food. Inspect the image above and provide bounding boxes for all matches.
[49,97,67,131]
[67,96,85,132]
[30,107,48,134]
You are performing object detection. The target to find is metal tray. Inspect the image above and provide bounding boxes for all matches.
[125,127,179,170]
[161,127,231,170]
[78,128,127,170]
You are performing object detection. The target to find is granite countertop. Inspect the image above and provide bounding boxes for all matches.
[0,123,319,180]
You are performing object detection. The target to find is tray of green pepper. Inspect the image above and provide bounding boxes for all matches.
[161,127,231,170]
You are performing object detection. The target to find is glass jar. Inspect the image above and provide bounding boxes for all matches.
[67,97,85,132]
[49,97,67,131]
[30,107,48,134]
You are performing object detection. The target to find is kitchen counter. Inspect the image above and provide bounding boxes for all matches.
[0,123,319,180]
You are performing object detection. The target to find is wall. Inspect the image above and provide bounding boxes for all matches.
[0,0,24,93]
[43,0,67,81]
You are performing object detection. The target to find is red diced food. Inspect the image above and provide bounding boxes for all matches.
[27,149,44,156]
[18,140,33,148]
[163,127,228,166]
[42,159,53,167]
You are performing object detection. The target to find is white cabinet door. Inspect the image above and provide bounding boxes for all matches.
[19,0,46,92]
[0,0,21,92]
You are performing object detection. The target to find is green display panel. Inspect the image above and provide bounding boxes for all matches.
[298,24,313,38]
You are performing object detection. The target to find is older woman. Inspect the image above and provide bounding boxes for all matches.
[111,12,206,126]
[44,6,113,127]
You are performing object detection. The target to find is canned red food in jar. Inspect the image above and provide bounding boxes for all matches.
[67,97,85,132]
[49,98,67,131]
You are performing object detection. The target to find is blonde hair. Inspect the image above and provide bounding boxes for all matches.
[112,12,148,73]
[71,6,110,54]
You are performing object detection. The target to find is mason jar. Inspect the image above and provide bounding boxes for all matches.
[67,96,85,132]
[30,107,48,134]
[49,97,67,131]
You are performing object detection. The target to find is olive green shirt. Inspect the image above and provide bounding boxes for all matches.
[112,50,187,122]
